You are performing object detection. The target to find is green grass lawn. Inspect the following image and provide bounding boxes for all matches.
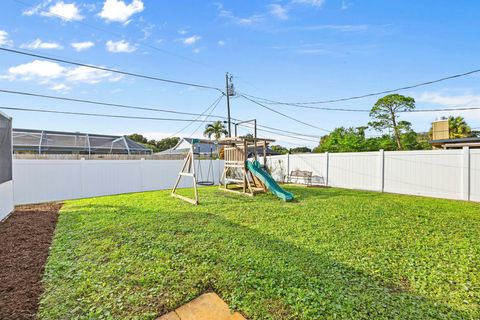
[39,187,480,319]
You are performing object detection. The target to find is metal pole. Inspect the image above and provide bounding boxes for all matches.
[225,73,232,137]
[253,119,257,160]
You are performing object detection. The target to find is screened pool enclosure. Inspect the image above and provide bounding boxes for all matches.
[13,129,152,155]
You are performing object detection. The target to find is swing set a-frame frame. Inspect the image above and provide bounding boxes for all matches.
[171,143,199,205]
[171,139,216,205]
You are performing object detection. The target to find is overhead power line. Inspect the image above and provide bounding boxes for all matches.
[241,93,480,113]
[0,89,226,119]
[189,96,224,138]
[240,94,331,133]
[0,47,223,93]
[0,87,320,141]
[168,95,224,138]
[255,128,319,143]
[240,92,370,112]
[0,106,226,122]
[408,106,480,113]
[253,125,320,138]
[240,67,480,105]
[236,123,319,143]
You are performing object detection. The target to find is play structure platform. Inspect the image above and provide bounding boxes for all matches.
[220,136,294,202]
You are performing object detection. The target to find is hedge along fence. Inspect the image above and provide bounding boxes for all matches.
[266,148,479,202]
[0,112,13,220]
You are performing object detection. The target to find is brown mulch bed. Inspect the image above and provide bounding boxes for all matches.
[0,203,62,320]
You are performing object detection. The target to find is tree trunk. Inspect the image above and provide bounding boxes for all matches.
[391,109,403,150]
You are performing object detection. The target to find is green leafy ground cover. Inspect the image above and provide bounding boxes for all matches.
[39,187,480,319]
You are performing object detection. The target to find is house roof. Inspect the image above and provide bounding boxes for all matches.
[429,137,480,149]
[430,137,480,144]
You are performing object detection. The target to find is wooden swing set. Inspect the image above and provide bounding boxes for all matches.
[172,120,275,204]
[171,139,216,205]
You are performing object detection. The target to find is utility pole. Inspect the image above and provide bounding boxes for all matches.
[225,72,234,137]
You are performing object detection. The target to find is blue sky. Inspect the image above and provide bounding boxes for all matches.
[0,0,479,147]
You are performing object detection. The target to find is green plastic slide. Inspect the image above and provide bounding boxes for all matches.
[247,160,294,202]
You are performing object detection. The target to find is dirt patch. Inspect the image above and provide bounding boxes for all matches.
[0,203,62,320]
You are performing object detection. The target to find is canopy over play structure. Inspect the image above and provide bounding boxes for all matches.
[171,121,294,205]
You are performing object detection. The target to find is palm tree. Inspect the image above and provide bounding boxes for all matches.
[429,116,472,139]
[203,121,228,141]
[448,116,471,139]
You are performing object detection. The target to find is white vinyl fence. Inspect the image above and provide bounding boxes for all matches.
[8,148,480,206]
[267,147,479,202]
[0,181,14,220]
[13,159,224,205]
[0,112,13,220]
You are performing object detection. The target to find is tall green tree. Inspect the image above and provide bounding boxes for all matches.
[203,121,228,141]
[128,133,148,144]
[369,94,415,150]
[313,125,429,153]
[156,137,180,152]
[289,147,312,154]
[314,127,368,153]
[128,134,179,153]
[270,145,289,154]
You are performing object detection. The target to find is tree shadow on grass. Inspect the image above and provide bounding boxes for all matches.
[45,199,477,320]
[164,211,474,319]
[283,186,380,202]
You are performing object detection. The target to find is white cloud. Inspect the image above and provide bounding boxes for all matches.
[43,1,83,21]
[0,30,12,46]
[5,59,122,86]
[71,41,95,51]
[141,24,155,40]
[50,83,71,91]
[24,1,83,21]
[268,4,288,20]
[106,40,136,53]
[341,1,350,10]
[99,0,144,23]
[182,35,201,45]
[293,24,369,32]
[216,3,263,25]
[416,92,480,108]
[66,66,122,84]
[294,48,331,55]
[7,60,66,80]
[193,48,200,54]
[218,40,226,46]
[402,92,480,124]
[20,38,63,50]
[292,0,325,7]
[178,29,188,35]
